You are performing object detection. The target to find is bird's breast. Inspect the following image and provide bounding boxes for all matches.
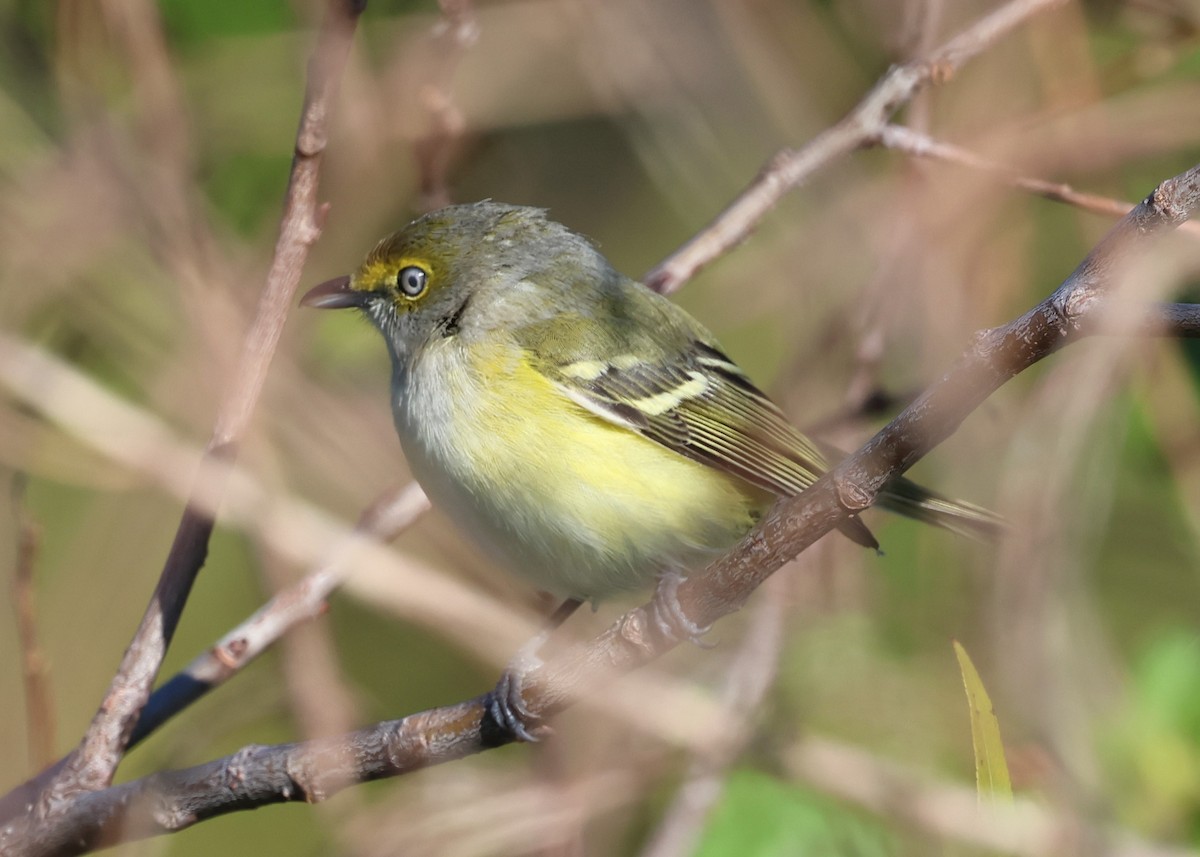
[392,338,768,599]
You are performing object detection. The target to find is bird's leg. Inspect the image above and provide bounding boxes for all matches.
[486,596,584,743]
[649,568,714,647]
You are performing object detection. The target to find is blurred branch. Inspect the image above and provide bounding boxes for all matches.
[784,735,1197,857]
[97,0,201,256]
[255,539,367,857]
[28,0,365,820]
[1147,303,1200,335]
[803,388,921,437]
[901,0,945,132]
[876,123,1200,239]
[838,0,942,421]
[637,580,787,857]
[9,475,56,772]
[644,0,1069,293]
[95,0,246,381]
[6,157,1199,857]
[413,0,478,211]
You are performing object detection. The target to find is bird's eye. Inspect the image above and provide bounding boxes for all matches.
[397,265,428,298]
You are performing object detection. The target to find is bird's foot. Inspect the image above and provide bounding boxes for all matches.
[650,569,714,647]
[484,597,584,743]
[486,644,551,743]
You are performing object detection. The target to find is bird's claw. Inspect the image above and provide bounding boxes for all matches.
[486,646,552,743]
[650,570,714,647]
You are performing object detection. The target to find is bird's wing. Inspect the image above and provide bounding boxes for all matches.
[515,283,882,549]
[541,337,831,499]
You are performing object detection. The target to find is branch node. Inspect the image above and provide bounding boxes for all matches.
[225,746,256,790]
[832,473,873,514]
[1046,291,1077,332]
[1061,288,1099,327]
[1153,182,1191,224]
[151,799,197,832]
[926,58,956,85]
[296,115,327,159]
[617,607,659,658]
[283,753,326,804]
[313,201,332,232]
[212,639,247,669]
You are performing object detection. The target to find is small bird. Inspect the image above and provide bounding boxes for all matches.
[302,202,1000,738]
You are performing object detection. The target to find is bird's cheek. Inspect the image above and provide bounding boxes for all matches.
[397,313,426,346]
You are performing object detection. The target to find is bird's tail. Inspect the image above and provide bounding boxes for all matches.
[877,476,1005,541]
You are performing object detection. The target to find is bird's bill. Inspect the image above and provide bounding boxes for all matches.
[300,275,366,309]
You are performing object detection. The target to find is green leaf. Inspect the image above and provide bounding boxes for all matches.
[694,769,890,857]
[953,640,1013,801]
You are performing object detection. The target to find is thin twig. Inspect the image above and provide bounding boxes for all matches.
[10,475,56,772]
[837,0,943,417]
[413,0,478,211]
[644,0,1069,293]
[32,0,365,817]
[876,123,1200,239]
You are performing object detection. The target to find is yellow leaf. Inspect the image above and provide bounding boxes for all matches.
[953,640,1013,801]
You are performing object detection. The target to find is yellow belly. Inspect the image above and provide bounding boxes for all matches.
[394,338,769,599]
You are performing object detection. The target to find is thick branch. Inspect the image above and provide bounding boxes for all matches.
[4,700,488,857]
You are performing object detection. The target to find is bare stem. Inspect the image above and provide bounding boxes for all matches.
[413,0,479,211]
[10,475,56,772]
[876,124,1200,239]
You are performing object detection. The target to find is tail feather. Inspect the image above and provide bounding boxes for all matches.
[837,515,881,551]
[810,439,1004,542]
[877,476,1005,541]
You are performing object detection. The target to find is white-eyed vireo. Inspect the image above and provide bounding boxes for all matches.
[302,202,999,736]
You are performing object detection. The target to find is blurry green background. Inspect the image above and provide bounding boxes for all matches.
[2,0,1200,854]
